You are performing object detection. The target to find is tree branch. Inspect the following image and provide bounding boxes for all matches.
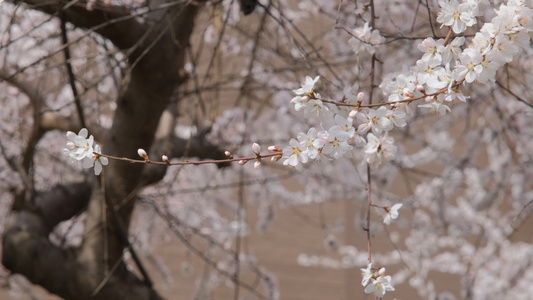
[11,0,147,51]
[139,134,231,187]
[3,181,164,299]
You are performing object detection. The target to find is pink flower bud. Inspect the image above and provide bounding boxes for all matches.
[252,143,261,155]
[357,92,365,102]
[162,155,170,164]
[268,146,282,152]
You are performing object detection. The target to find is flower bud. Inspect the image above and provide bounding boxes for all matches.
[252,143,261,155]
[271,155,281,162]
[225,151,233,159]
[268,145,282,153]
[138,148,149,161]
[254,160,261,168]
[162,155,170,164]
[357,92,365,102]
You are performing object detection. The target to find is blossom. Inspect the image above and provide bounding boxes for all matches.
[63,128,94,161]
[476,53,500,83]
[321,129,353,160]
[329,115,355,138]
[417,57,447,89]
[298,127,325,160]
[364,133,397,169]
[64,128,108,175]
[364,274,395,298]
[492,32,520,63]
[384,203,403,225]
[418,98,451,115]
[357,107,393,135]
[302,99,331,122]
[442,36,465,65]
[455,49,484,83]
[282,138,308,167]
[293,75,319,96]
[444,84,468,103]
[437,0,477,34]
[387,108,407,128]
[348,22,385,55]
[417,37,445,63]
[361,263,373,286]
[291,76,320,111]
[82,144,108,175]
[382,73,417,103]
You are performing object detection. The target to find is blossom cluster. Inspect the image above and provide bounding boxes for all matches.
[383,0,532,115]
[279,3,532,297]
[284,75,405,170]
[283,1,532,171]
[63,128,108,175]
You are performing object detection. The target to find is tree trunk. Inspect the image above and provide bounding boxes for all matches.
[2,1,199,299]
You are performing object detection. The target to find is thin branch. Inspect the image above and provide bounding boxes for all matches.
[425,0,437,38]
[103,188,154,287]
[495,80,533,109]
[97,151,281,166]
[365,164,373,264]
[146,199,269,300]
[60,9,86,128]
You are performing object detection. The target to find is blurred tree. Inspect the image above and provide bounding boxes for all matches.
[1,1,532,300]
[0,1,210,299]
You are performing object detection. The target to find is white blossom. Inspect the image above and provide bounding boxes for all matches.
[361,263,373,286]
[384,203,403,225]
[364,274,395,298]
[82,144,108,176]
[291,76,320,111]
[455,49,484,83]
[63,128,94,161]
[419,98,451,115]
[437,0,477,34]
[357,107,393,135]
[64,128,107,175]
[348,22,385,55]
[302,99,331,122]
[298,128,325,160]
[282,138,308,167]
[321,129,352,160]
[364,133,397,170]
[418,37,445,63]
